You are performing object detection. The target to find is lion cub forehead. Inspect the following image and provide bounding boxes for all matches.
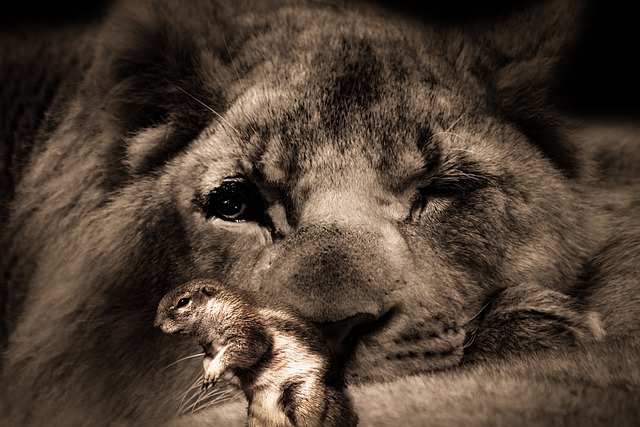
[182,87,431,190]
[176,56,505,201]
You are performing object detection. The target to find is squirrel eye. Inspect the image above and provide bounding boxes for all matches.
[176,298,190,308]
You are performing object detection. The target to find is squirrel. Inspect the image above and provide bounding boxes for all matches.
[155,279,358,427]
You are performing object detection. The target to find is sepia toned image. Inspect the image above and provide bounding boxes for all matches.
[1,0,638,425]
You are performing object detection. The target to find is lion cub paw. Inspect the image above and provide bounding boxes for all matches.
[465,282,605,361]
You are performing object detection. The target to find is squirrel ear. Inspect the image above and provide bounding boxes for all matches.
[201,285,217,297]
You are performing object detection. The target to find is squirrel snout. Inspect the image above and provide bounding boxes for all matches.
[153,313,165,329]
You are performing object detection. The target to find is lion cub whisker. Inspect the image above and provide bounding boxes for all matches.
[188,382,209,414]
[160,352,205,372]
[162,78,242,137]
[465,299,496,324]
[461,298,496,349]
[189,384,244,414]
[177,371,207,414]
[428,113,467,142]
[177,371,243,415]
[175,368,242,415]
[463,329,478,349]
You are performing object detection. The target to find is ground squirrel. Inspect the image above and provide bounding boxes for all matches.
[155,279,358,426]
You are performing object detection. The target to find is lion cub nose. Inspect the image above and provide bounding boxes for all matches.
[316,313,378,361]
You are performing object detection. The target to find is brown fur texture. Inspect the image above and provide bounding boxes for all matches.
[155,279,357,427]
[1,0,639,426]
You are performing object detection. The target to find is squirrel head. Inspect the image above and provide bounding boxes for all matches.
[154,280,223,334]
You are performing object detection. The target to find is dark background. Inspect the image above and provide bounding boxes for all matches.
[373,0,640,119]
[1,0,638,118]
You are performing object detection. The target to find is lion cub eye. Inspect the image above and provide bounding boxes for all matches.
[201,178,264,222]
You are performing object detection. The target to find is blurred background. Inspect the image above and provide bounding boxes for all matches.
[371,0,640,119]
[1,0,638,118]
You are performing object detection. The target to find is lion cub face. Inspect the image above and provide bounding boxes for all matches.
[2,1,603,425]
[148,14,589,384]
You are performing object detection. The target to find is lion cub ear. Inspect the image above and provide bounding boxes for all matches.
[459,0,588,179]
[94,2,233,176]
[123,124,175,176]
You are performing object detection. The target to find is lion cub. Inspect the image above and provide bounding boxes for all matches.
[155,279,357,427]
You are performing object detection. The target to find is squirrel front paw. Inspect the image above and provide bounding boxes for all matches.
[202,346,230,390]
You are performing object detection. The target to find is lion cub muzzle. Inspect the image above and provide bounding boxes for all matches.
[316,312,382,361]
